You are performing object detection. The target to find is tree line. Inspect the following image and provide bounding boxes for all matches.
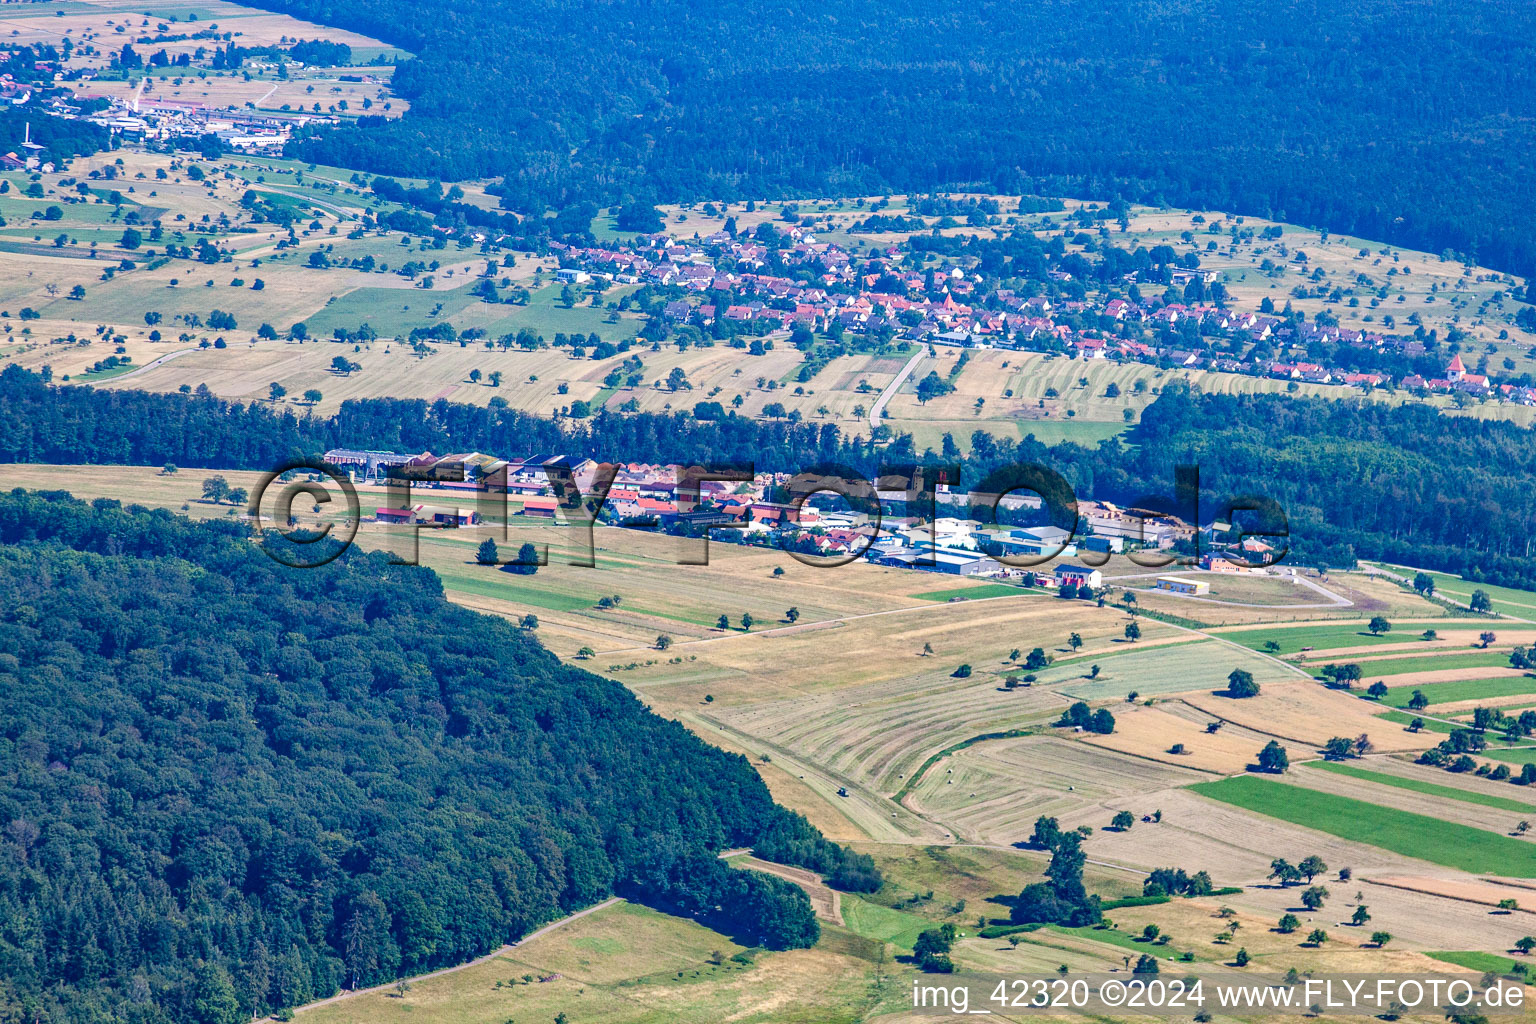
[2,365,1533,590]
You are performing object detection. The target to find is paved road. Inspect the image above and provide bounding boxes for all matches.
[869,343,930,429]
[93,347,197,384]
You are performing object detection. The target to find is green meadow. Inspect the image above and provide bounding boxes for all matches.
[1190,775,1536,875]
[1309,760,1536,814]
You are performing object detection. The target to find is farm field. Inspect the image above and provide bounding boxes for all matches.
[902,734,1211,844]
[1211,620,1481,656]
[1371,564,1536,618]
[1324,650,1515,676]
[1308,760,1536,815]
[1380,676,1536,708]
[1190,775,1536,876]
[1178,681,1432,752]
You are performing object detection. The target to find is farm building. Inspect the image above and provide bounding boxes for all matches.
[1053,565,1103,589]
[519,496,560,518]
[1154,576,1210,596]
[326,448,433,482]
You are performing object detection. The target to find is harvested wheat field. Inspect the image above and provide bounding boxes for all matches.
[903,734,1209,843]
[1367,875,1536,915]
[1078,701,1287,774]
[1181,682,1434,752]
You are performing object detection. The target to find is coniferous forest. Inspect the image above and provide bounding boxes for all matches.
[0,490,855,1023]
[2,365,1533,590]
[243,0,1536,274]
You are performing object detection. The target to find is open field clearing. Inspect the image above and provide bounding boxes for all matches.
[1179,682,1431,751]
[903,734,1210,843]
[1191,776,1536,876]
[299,899,882,1024]
[1380,675,1536,708]
[1487,748,1536,766]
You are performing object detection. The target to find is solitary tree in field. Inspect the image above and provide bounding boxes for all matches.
[1480,631,1498,648]
[785,607,799,623]
[468,369,482,384]
[740,612,754,631]
[655,634,673,651]
[161,463,178,476]
[520,614,538,630]
[202,476,230,504]
[1370,931,1391,948]
[1413,572,1436,598]
[1351,905,1371,926]
[1515,936,1536,955]
[1069,632,1083,652]
[1277,913,1300,933]
[475,538,499,565]
[1470,589,1493,613]
[1227,669,1260,699]
[1301,886,1329,911]
[717,614,731,630]
[1306,928,1328,947]
[303,389,323,405]
[1124,622,1141,643]
[576,646,595,659]
[1298,856,1327,882]
[1407,689,1429,711]
[1257,741,1289,774]
[1112,810,1135,831]
[267,382,286,402]
[922,641,934,656]
[1368,616,1391,635]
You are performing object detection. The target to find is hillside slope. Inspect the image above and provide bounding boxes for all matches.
[247,0,1536,273]
[0,491,835,1023]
